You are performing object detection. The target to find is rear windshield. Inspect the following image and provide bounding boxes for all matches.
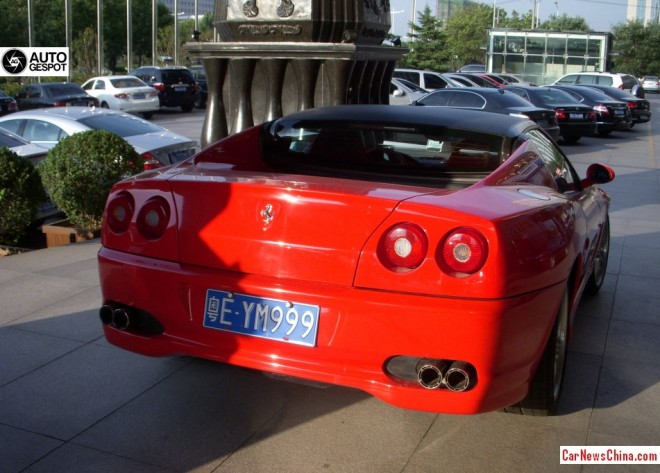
[110,77,146,88]
[43,83,85,96]
[162,70,193,83]
[265,119,505,186]
[79,114,163,137]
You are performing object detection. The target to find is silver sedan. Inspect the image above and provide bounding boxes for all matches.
[0,107,197,170]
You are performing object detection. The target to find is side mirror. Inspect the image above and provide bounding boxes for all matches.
[392,89,405,97]
[582,163,615,186]
[631,84,645,98]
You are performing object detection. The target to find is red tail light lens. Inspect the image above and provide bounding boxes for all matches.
[114,93,129,100]
[555,110,567,120]
[152,83,165,91]
[438,227,488,275]
[627,101,638,109]
[378,223,428,272]
[137,197,170,240]
[587,111,596,120]
[140,152,163,170]
[594,104,609,115]
[106,192,135,234]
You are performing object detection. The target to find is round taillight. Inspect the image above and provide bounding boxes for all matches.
[378,223,428,272]
[106,192,134,234]
[438,227,488,275]
[137,196,170,240]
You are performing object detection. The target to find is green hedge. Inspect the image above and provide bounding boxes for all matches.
[0,148,47,245]
[39,130,143,232]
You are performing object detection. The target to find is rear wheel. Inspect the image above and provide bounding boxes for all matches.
[504,287,569,416]
[141,112,154,119]
[597,128,612,136]
[585,217,610,295]
[181,104,194,113]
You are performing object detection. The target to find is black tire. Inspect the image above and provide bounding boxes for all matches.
[597,128,612,136]
[562,134,581,144]
[504,287,569,416]
[101,102,109,109]
[585,216,610,295]
[141,112,154,119]
[181,104,194,113]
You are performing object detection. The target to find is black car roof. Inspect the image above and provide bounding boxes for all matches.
[274,105,533,137]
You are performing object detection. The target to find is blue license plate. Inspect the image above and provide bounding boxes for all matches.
[203,289,320,347]
[614,109,624,116]
[569,113,583,120]
[169,149,192,163]
[133,93,146,99]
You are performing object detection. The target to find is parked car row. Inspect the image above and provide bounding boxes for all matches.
[391,68,651,144]
[0,65,205,121]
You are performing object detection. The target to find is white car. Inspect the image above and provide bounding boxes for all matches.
[0,107,197,170]
[81,75,160,119]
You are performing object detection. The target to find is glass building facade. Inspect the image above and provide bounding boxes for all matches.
[486,29,614,86]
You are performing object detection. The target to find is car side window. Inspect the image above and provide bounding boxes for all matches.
[448,91,485,108]
[94,81,106,90]
[576,75,596,85]
[596,76,613,86]
[0,119,23,135]
[424,73,448,89]
[27,86,41,98]
[557,74,577,85]
[525,129,578,192]
[23,120,66,143]
[393,71,419,86]
[420,91,450,106]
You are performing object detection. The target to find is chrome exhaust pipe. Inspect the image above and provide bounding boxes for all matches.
[111,308,131,331]
[99,305,114,325]
[416,359,447,389]
[445,362,474,392]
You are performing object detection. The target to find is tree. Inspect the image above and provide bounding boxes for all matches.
[612,20,660,76]
[444,4,493,70]
[398,6,449,71]
[541,14,590,32]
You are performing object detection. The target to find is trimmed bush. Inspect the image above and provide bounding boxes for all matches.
[0,148,47,246]
[39,130,143,232]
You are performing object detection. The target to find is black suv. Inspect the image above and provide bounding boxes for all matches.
[129,66,198,112]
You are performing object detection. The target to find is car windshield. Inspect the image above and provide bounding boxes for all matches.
[79,115,164,137]
[43,84,85,96]
[110,77,146,88]
[265,119,505,185]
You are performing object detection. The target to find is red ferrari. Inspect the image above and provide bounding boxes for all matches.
[98,105,614,415]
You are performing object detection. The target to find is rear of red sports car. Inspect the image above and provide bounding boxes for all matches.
[98,106,612,415]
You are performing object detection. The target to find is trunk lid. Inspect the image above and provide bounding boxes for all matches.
[169,165,439,285]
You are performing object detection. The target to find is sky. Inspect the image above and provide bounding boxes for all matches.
[389,0,629,36]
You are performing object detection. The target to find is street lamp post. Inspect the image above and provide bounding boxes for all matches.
[152,0,157,65]
[174,0,179,66]
[127,0,132,72]
[97,0,103,76]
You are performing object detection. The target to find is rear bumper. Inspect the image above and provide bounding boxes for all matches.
[98,247,564,414]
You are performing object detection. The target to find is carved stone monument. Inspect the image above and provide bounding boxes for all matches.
[185,0,405,147]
